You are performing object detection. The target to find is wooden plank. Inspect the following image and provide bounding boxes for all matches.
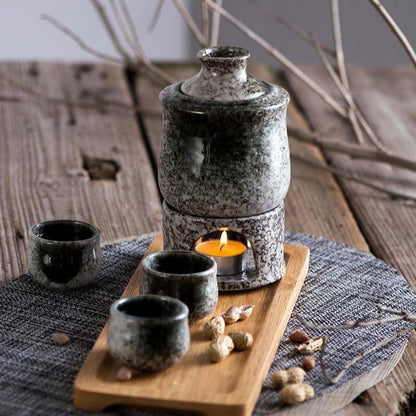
[74,236,310,416]
[0,62,162,285]
[284,66,416,416]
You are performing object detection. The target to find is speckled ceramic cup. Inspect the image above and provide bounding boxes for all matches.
[28,219,101,290]
[140,251,218,322]
[108,295,190,372]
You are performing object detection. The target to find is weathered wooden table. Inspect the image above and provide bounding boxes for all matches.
[0,61,414,415]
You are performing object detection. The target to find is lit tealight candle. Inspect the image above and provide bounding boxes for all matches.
[195,230,247,276]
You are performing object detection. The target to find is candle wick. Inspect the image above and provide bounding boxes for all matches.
[219,243,225,252]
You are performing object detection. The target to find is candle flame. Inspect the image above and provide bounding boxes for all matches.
[219,230,228,252]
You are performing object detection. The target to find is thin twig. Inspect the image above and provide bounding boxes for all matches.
[311,34,364,145]
[209,0,223,46]
[368,0,416,68]
[355,110,390,153]
[201,0,210,45]
[119,0,147,58]
[204,0,348,118]
[118,2,177,85]
[253,0,388,151]
[148,0,165,32]
[299,302,416,330]
[251,0,336,57]
[303,315,410,329]
[172,0,208,47]
[292,152,416,203]
[330,0,349,89]
[41,15,122,64]
[375,303,416,321]
[110,0,175,87]
[108,0,141,60]
[90,0,134,65]
[109,0,149,65]
[137,63,177,86]
[330,0,365,145]
[331,3,390,153]
[320,324,416,384]
[300,313,415,330]
[44,9,174,85]
[288,126,416,173]
[311,35,389,153]
[95,0,176,84]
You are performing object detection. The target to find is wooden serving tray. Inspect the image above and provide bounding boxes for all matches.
[73,235,309,416]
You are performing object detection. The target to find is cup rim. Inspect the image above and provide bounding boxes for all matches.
[29,219,100,244]
[111,295,189,325]
[142,250,217,279]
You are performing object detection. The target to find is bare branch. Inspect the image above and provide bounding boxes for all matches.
[288,126,416,173]
[108,0,142,60]
[251,0,336,57]
[320,324,416,384]
[311,35,364,146]
[204,0,348,118]
[355,110,390,153]
[368,0,416,68]
[41,14,122,64]
[90,0,134,65]
[93,0,176,84]
[201,0,210,44]
[109,0,148,64]
[330,0,365,145]
[172,0,208,47]
[299,314,415,330]
[251,0,388,151]
[119,0,144,53]
[137,63,177,86]
[209,0,223,46]
[292,152,416,203]
[330,0,348,86]
[375,303,416,321]
[148,0,165,32]
[311,36,389,152]
[330,2,390,153]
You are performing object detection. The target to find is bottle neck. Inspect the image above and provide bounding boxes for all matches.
[199,55,248,82]
[181,46,266,101]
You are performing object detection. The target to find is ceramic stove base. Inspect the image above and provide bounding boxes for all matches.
[162,201,286,291]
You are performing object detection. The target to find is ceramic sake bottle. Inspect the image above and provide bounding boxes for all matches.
[159,46,290,219]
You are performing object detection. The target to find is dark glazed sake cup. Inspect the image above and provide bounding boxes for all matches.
[107,295,190,372]
[28,219,101,290]
[140,251,218,322]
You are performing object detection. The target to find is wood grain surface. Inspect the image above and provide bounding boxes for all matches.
[0,61,414,415]
[0,62,161,283]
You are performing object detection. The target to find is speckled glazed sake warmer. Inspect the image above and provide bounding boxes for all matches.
[159,46,290,291]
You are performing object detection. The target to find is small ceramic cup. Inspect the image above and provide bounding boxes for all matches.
[28,219,101,290]
[108,295,190,372]
[140,251,218,322]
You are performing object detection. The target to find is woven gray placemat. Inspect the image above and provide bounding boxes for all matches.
[0,232,415,416]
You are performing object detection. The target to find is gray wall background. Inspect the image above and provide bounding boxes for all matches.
[0,1,415,66]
